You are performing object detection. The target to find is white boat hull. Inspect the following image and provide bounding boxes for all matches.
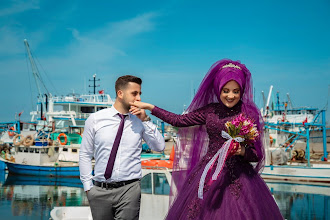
[261,165,330,184]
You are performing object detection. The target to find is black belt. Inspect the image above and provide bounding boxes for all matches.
[94,179,139,189]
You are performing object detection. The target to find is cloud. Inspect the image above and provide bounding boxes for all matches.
[0,0,40,17]
[38,12,160,75]
[68,12,159,48]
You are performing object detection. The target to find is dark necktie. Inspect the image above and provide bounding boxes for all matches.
[104,113,127,180]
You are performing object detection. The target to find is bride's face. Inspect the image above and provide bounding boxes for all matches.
[220,80,241,108]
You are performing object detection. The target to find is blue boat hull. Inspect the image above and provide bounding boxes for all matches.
[0,160,6,170]
[5,162,80,177]
[4,174,83,188]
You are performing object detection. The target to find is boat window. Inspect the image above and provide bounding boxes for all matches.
[141,173,152,194]
[24,148,28,153]
[97,107,107,111]
[153,173,170,195]
[81,106,94,113]
[17,147,23,152]
[63,148,68,152]
[35,149,40,153]
[72,149,78,153]
[29,148,34,153]
[41,148,46,154]
[45,148,49,154]
[54,147,59,153]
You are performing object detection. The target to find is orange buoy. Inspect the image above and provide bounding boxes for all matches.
[8,127,15,136]
[169,145,175,161]
[57,133,68,145]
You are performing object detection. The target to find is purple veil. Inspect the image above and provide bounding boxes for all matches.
[170,59,265,205]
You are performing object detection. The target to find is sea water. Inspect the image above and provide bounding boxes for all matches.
[0,170,329,220]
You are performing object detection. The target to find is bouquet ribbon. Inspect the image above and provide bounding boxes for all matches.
[198,131,245,199]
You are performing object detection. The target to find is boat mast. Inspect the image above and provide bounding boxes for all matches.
[287,93,293,109]
[24,39,50,120]
[265,85,273,118]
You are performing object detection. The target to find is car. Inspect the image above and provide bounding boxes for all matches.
[163,132,172,142]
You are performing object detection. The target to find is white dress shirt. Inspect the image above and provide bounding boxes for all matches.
[79,106,165,191]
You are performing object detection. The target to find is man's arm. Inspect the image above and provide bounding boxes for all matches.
[142,120,165,152]
[79,114,95,192]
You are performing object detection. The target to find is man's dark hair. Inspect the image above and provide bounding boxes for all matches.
[115,75,142,95]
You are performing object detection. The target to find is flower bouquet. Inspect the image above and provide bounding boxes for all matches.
[225,113,259,157]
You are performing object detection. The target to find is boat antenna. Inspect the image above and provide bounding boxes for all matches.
[89,74,100,94]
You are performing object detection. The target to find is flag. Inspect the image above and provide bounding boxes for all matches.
[98,90,104,94]
[18,111,24,117]
[302,117,308,126]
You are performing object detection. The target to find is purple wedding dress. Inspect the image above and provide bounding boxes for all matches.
[151,101,283,220]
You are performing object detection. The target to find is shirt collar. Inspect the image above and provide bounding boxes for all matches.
[109,106,131,119]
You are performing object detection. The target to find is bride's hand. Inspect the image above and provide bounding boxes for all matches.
[129,101,154,111]
[234,143,246,156]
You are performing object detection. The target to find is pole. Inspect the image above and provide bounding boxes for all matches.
[306,126,310,167]
[321,110,328,161]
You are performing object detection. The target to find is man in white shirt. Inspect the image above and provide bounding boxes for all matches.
[79,75,165,220]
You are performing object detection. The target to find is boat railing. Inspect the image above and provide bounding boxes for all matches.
[50,94,114,104]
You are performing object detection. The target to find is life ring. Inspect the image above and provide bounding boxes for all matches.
[8,127,15,136]
[57,133,67,145]
[23,135,34,147]
[13,134,24,146]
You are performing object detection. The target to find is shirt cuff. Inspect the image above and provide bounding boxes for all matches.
[83,180,94,191]
[142,120,157,131]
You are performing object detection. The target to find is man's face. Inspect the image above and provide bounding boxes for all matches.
[118,82,141,110]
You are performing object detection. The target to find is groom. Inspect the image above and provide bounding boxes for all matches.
[79,75,165,220]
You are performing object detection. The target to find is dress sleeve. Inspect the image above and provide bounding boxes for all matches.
[243,144,259,162]
[151,105,210,127]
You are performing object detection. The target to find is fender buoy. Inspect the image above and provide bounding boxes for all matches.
[8,127,15,136]
[57,133,68,145]
[23,135,34,147]
[270,135,273,145]
[13,134,24,146]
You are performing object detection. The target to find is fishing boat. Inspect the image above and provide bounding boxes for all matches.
[0,144,81,177]
[0,39,115,146]
[260,86,330,183]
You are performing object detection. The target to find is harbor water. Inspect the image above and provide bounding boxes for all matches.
[0,170,329,220]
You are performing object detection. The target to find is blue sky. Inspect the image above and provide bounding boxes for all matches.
[0,0,329,123]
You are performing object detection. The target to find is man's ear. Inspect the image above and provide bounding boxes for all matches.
[117,90,123,99]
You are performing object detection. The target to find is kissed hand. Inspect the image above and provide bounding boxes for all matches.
[129,106,148,121]
[129,101,154,111]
